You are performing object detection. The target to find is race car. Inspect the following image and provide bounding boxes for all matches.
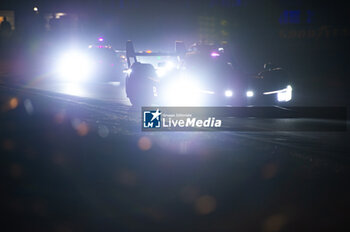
[54,38,126,83]
[125,41,293,106]
[246,63,293,106]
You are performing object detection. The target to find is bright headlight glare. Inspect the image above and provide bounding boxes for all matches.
[163,78,202,106]
[58,52,93,81]
[156,61,175,77]
[246,90,254,97]
[123,69,132,75]
[225,90,233,97]
[277,85,292,102]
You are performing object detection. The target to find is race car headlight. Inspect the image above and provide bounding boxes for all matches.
[163,78,202,106]
[224,90,233,97]
[246,90,254,97]
[156,61,175,77]
[277,85,292,102]
[57,52,93,81]
[263,85,293,102]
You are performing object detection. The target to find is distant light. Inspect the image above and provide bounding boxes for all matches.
[33,7,38,12]
[224,90,233,97]
[211,52,220,57]
[57,52,93,81]
[246,91,254,97]
[123,69,132,75]
[146,50,152,54]
[98,37,104,42]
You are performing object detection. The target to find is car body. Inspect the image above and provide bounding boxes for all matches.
[125,41,293,106]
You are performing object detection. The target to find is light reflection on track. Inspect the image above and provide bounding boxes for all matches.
[26,81,131,104]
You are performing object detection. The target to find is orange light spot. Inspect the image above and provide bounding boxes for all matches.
[52,153,66,165]
[9,98,18,109]
[263,214,288,232]
[138,136,152,151]
[10,164,22,178]
[2,139,15,151]
[146,50,152,54]
[76,122,89,136]
[195,195,216,215]
[262,163,278,180]
[118,169,137,186]
[54,111,65,124]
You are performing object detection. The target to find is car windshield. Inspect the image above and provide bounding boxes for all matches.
[136,55,179,69]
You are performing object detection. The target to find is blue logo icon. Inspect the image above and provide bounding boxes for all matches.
[143,109,162,128]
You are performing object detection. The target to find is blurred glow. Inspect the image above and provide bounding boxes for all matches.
[277,85,292,102]
[2,139,15,151]
[163,77,202,106]
[98,125,109,138]
[24,99,34,115]
[55,13,66,19]
[146,50,152,54]
[10,164,22,178]
[138,136,152,151]
[211,52,220,57]
[224,90,233,97]
[195,195,217,215]
[98,37,104,42]
[54,111,66,124]
[57,51,93,81]
[107,81,121,86]
[118,169,137,186]
[156,61,175,77]
[9,98,18,109]
[76,122,89,136]
[246,90,254,97]
[123,69,132,75]
[199,90,215,95]
[61,84,85,96]
[33,7,38,12]
[165,61,175,69]
[153,86,158,97]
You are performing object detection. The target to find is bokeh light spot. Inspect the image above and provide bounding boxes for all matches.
[2,139,15,151]
[263,214,288,232]
[262,163,278,179]
[52,153,66,165]
[97,125,109,138]
[9,98,18,109]
[118,169,137,186]
[180,186,199,203]
[138,136,152,151]
[54,111,66,124]
[195,195,217,215]
[76,122,89,136]
[10,164,22,178]
[23,99,34,115]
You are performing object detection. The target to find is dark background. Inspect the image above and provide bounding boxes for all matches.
[1,1,350,231]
